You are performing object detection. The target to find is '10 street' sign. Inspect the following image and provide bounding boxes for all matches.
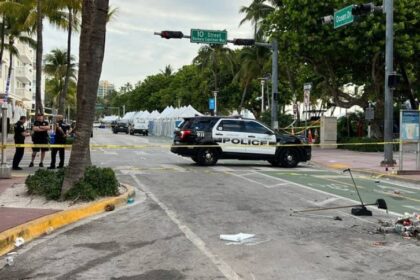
[334,5,354,29]
[191,29,227,45]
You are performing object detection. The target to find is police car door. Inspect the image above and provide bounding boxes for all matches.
[213,119,248,154]
[244,120,277,155]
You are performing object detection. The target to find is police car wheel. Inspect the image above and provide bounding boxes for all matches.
[196,148,218,166]
[280,149,298,168]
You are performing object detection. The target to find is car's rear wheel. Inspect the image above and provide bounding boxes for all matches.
[280,148,299,168]
[196,148,218,166]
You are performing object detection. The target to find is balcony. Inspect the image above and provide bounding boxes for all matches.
[15,88,33,101]
[16,44,34,64]
[15,66,32,83]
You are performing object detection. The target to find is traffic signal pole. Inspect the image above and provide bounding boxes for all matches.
[155,31,279,129]
[382,0,395,166]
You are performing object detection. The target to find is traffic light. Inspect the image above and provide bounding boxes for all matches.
[352,3,375,16]
[232,38,255,46]
[160,31,184,39]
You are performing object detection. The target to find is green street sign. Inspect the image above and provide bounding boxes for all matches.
[334,5,354,29]
[190,29,227,45]
[95,104,104,110]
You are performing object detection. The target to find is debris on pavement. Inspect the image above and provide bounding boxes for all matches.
[377,213,420,240]
[220,233,255,242]
[5,252,17,266]
[14,237,24,248]
[333,216,343,221]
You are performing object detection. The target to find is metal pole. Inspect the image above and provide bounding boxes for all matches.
[213,91,218,116]
[382,0,395,166]
[261,80,265,113]
[271,39,279,130]
[1,103,11,178]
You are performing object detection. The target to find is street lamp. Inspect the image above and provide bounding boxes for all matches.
[213,91,218,116]
[258,78,266,113]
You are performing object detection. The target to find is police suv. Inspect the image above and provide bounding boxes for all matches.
[171,116,311,167]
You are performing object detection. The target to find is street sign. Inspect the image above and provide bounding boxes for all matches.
[209,98,215,110]
[400,110,420,141]
[95,104,104,110]
[365,107,374,120]
[191,29,227,45]
[334,5,354,29]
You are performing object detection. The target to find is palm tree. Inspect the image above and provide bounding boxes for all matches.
[0,1,36,101]
[61,0,109,197]
[56,0,81,115]
[43,48,77,112]
[193,44,235,91]
[236,46,271,111]
[239,0,274,39]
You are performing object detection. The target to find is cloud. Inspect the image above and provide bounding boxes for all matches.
[44,0,253,89]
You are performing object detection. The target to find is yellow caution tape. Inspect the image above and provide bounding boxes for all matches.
[0,141,403,149]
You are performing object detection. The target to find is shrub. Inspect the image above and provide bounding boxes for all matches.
[26,169,64,200]
[25,166,119,202]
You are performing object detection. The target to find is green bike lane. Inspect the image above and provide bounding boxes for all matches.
[261,169,420,215]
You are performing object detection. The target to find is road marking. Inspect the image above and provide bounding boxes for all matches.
[131,175,241,280]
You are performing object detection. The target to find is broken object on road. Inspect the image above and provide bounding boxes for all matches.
[377,212,420,240]
[220,233,255,242]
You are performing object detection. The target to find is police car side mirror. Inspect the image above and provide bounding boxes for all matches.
[265,131,274,135]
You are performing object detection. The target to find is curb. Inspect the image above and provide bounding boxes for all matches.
[311,160,420,184]
[0,185,136,257]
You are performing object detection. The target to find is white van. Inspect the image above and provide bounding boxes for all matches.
[130,118,149,136]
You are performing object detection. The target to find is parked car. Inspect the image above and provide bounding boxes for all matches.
[130,118,149,136]
[112,119,129,134]
[171,116,311,167]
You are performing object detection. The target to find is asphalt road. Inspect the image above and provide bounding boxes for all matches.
[1,128,419,280]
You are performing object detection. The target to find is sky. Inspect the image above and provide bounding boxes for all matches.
[44,0,253,89]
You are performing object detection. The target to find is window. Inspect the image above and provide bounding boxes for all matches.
[217,120,244,132]
[245,121,271,134]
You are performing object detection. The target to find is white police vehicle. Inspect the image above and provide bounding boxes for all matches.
[171,116,311,167]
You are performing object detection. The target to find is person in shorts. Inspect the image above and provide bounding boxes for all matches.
[29,113,50,167]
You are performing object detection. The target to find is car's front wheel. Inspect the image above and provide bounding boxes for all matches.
[196,148,218,166]
[280,149,299,168]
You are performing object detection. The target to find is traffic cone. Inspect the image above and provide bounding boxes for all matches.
[308,129,313,144]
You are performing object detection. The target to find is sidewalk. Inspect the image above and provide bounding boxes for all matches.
[311,148,420,183]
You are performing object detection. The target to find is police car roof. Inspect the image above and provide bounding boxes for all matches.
[183,115,253,121]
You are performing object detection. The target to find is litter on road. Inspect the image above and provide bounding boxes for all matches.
[220,233,255,242]
[377,213,420,240]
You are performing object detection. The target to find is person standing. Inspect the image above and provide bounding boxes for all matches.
[12,116,30,170]
[48,115,68,169]
[29,113,50,167]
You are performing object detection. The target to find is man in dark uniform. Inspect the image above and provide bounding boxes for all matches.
[29,113,50,168]
[12,116,30,170]
[48,115,68,169]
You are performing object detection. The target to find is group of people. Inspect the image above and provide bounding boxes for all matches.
[12,113,70,170]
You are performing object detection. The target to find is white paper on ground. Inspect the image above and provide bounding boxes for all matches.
[219,233,255,242]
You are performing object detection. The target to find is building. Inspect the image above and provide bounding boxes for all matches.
[97,80,115,98]
[0,40,44,124]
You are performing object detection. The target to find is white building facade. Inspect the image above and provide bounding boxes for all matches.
[0,40,44,124]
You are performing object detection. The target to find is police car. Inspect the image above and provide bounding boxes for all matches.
[170,116,311,167]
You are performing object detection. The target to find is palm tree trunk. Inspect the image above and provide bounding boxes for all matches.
[58,7,73,115]
[0,21,5,70]
[61,0,109,197]
[4,40,13,101]
[35,0,44,114]
[239,81,249,113]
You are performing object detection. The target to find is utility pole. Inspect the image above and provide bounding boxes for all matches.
[382,0,395,166]
[213,91,218,116]
[0,103,11,178]
[271,39,279,130]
